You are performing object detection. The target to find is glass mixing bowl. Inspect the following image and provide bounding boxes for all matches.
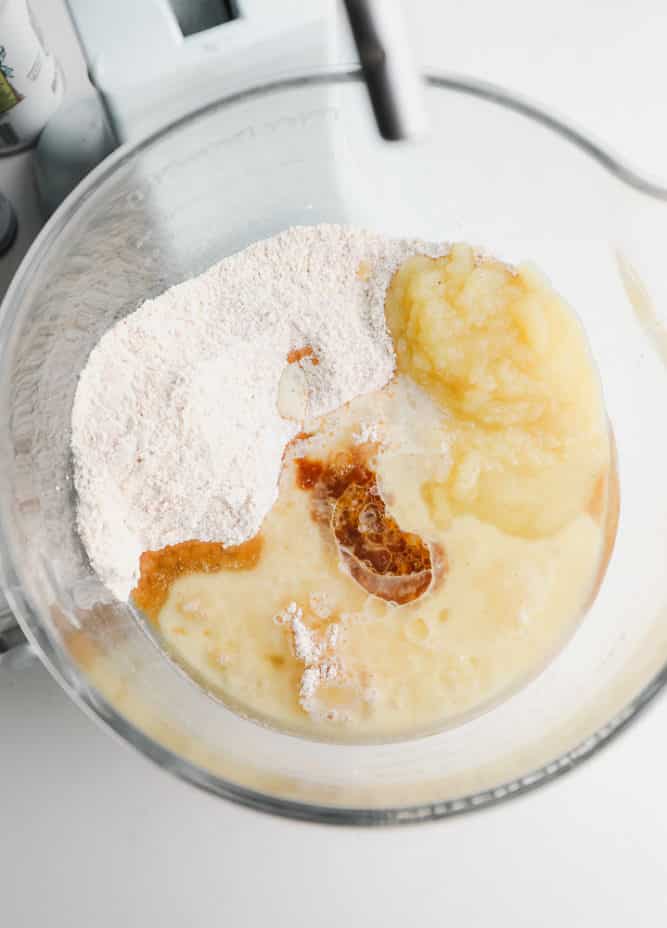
[1,71,667,824]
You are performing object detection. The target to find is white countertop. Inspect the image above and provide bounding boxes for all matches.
[2,2,667,924]
[3,659,667,924]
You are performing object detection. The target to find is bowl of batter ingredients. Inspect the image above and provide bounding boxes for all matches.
[72,225,616,740]
[1,72,666,823]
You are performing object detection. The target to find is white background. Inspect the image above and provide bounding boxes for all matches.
[2,1,667,924]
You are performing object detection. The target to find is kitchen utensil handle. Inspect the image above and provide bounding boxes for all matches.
[342,0,427,141]
[0,590,33,670]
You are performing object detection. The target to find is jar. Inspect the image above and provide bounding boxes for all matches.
[0,0,64,153]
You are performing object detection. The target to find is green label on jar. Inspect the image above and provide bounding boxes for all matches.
[0,73,21,113]
[0,48,22,114]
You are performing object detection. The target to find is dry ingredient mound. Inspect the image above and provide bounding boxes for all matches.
[72,224,447,600]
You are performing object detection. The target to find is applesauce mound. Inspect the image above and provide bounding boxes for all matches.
[385,244,609,538]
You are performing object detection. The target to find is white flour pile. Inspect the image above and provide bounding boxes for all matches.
[72,224,447,600]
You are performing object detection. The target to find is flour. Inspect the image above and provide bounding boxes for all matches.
[273,600,344,717]
[353,420,383,444]
[71,224,447,600]
[274,602,322,665]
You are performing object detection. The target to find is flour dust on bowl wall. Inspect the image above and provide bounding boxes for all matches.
[1,75,666,821]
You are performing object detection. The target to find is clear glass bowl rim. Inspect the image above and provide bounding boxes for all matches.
[2,66,666,826]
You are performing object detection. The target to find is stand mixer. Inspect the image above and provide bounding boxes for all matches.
[1,0,667,823]
[30,0,425,213]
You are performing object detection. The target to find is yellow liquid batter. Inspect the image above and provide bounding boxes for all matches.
[134,245,615,741]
